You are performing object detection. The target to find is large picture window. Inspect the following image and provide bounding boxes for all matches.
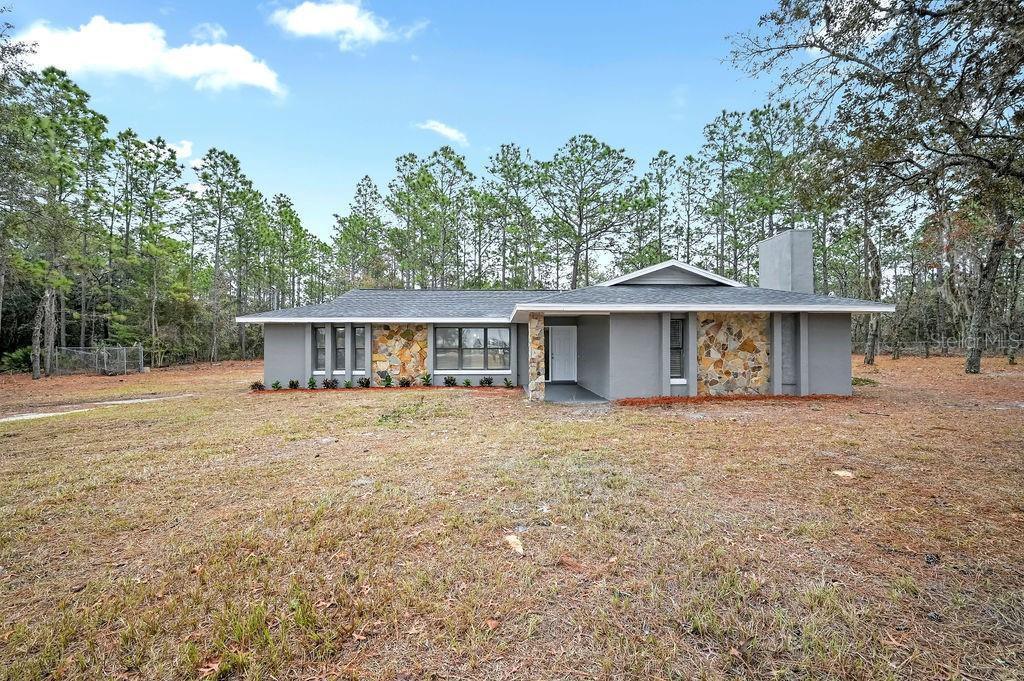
[314,326,327,372]
[333,326,345,372]
[435,327,511,371]
[670,318,683,378]
[353,326,365,371]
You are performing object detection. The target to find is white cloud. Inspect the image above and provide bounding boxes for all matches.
[19,16,283,96]
[191,22,227,43]
[270,1,426,51]
[415,119,468,147]
[168,139,193,159]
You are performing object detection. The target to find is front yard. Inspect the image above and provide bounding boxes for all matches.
[0,357,1021,679]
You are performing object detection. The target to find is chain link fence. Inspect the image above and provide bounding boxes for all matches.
[53,345,146,376]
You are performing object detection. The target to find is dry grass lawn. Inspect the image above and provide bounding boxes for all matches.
[0,356,1022,679]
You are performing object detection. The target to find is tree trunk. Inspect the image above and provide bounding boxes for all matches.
[862,233,882,365]
[31,293,45,380]
[965,197,1014,374]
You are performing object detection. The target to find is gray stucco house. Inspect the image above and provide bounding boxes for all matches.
[237,230,893,401]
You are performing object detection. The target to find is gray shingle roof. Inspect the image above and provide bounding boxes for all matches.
[236,288,559,322]
[521,285,889,309]
[236,285,892,323]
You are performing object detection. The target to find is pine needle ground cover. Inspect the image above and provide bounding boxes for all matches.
[0,357,1021,679]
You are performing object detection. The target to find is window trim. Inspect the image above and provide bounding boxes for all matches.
[332,324,346,373]
[669,318,684,379]
[434,326,511,372]
[313,325,327,373]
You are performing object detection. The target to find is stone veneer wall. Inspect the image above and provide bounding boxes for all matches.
[527,313,545,400]
[696,313,771,395]
[371,324,428,384]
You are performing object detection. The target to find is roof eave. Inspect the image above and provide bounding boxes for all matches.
[235,316,513,324]
[510,303,896,322]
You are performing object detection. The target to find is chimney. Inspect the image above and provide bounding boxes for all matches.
[758,229,813,293]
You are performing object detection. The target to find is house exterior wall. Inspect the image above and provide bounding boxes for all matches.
[807,313,852,395]
[696,312,771,395]
[576,315,610,398]
[263,323,308,387]
[372,324,428,384]
[607,313,662,399]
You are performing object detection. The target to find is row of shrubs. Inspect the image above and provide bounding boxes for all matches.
[250,373,516,391]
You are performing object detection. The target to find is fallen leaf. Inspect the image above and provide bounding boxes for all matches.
[556,555,588,574]
[352,632,367,641]
[832,469,855,478]
[198,657,221,678]
[504,534,524,555]
[485,618,500,631]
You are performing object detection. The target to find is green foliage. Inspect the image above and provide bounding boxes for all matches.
[288,379,300,390]
[271,381,282,390]
[851,377,879,387]
[462,378,472,387]
[503,377,514,389]
[249,380,265,391]
[0,347,33,373]
[443,375,457,387]
[398,376,412,387]
[479,376,493,386]
[307,377,317,389]
[323,378,339,389]
[343,380,353,389]
[357,377,371,388]
[420,373,432,386]
[381,373,393,387]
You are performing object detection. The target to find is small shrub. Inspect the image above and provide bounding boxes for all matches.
[344,380,353,389]
[323,378,339,389]
[307,377,318,389]
[250,380,265,391]
[851,376,879,387]
[398,376,412,387]
[381,373,394,387]
[479,376,493,386]
[420,373,432,386]
[288,379,300,390]
[272,380,282,390]
[462,378,472,387]
[504,378,514,389]
[357,376,371,388]
[443,375,457,387]
[0,346,32,373]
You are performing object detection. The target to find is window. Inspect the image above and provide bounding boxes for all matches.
[670,318,683,378]
[435,327,511,371]
[314,326,326,372]
[353,326,365,371]
[333,326,345,372]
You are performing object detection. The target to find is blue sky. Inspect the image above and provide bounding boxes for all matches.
[13,1,777,238]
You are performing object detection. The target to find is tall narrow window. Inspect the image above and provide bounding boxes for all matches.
[334,326,345,372]
[314,326,326,372]
[670,319,683,378]
[353,326,366,371]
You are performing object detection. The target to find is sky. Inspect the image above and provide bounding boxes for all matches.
[11,1,778,239]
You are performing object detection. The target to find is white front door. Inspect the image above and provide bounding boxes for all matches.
[548,326,577,382]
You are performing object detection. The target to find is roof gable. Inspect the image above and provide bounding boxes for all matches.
[598,260,744,287]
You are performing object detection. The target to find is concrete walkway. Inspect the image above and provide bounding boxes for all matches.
[545,383,606,404]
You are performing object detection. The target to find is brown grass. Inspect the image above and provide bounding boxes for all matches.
[0,356,1022,679]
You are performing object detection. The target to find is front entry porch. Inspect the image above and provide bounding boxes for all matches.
[544,382,606,404]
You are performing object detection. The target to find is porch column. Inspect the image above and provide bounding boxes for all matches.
[685,312,698,397]
[659,313,671,396]
[769,313,782,395]
[527,313,545,401]
[798,312,810,396]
